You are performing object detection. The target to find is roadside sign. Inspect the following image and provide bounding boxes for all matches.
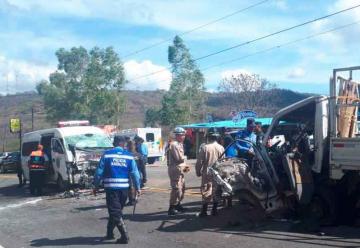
[9,118,21,133]
[232,110,257,122]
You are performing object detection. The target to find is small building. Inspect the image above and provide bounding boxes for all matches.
[180,118,272,159]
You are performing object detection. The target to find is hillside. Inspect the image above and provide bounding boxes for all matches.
[0,89,313,151]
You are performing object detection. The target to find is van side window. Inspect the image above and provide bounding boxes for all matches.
[22,142,39,156]
[52,140,64,154]
[146,133,154,142]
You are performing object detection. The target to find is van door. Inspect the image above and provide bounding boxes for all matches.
[21,141,39,181]
[40,134,54,162]
[51,138,67,182]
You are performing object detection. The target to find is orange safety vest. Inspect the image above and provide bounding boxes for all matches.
[29,150,46,171]
[30,150,45,157]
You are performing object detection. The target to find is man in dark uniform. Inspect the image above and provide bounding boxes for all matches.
[28,145,48,195]
[16,152,25,187]
[94,136,141,244]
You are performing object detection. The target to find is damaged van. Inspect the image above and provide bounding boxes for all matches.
[21,121,113,190]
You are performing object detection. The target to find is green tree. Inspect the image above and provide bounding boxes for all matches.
[37,46,126,125]
[144,108,160,127]
[218,73,277,115]
[160,36,205,126]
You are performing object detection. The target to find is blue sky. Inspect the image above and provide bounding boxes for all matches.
[0,0,360,94]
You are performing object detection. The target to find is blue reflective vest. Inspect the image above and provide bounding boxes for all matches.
[94,147,141,190]
[235,130,257,154]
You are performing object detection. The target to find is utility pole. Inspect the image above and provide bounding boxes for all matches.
[2,73,9,152]
[14,71,19,94]
[2,126,5,152]
[31,106,34,131]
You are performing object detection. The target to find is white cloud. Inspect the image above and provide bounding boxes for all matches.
[309,0,360,48]
[0,0,18,12]
[0,54,54,94]
[332,0,360,21]
[6,0,296,42]
[274,0,288,11]
[124,60,171,90]
[287,67,305,79]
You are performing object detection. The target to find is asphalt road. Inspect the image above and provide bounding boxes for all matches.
[0,161,359,248]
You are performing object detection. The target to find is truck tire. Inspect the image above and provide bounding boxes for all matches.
[335,182,359,225]
[307,186,337,226]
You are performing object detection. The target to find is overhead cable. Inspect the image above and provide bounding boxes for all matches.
[122,0,270,58]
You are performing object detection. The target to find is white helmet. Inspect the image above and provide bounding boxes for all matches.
[173,127,186,135]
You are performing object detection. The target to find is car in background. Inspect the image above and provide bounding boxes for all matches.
[0,151,20,173]
[0,152,9,164]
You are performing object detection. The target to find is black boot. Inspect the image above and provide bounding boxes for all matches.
[168,205,177,215]
[211,202,218,216]
[198,204,208,217]
[116,219,129,244]
[104,220,115,240]
[175,203,187,213]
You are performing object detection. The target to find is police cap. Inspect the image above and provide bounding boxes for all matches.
[207,127,220,137]
[173,127,186,135]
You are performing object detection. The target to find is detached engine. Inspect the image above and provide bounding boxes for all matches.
[210,157,270,197]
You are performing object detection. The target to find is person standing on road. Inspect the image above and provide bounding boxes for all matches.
[28,145,48,195]
[93,136,141,244]
[16,153,25,187]
[196,128,225,217]
[167,127,190,216]
[126,140,140,206]
[135,136,148,188]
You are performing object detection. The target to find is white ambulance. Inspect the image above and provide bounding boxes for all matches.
[116,128,163,164]
[21,121,113,189]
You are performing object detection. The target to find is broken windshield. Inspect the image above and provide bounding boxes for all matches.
[64,133,113,149]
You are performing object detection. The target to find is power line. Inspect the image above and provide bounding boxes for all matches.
[121,0,270,58]
[195,3,360,61]
[127,3,360,83]
[201,21,360,71]
[133,21,360,87]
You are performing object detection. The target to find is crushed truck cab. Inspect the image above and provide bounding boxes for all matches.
[212,66,360,224]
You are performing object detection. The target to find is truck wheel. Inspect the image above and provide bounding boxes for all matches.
[336,185,359,225]
[307,187,337,226]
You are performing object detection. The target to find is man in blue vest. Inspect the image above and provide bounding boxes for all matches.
[93,136,141,244]
[135,136,148,187]
[235,118,257,158]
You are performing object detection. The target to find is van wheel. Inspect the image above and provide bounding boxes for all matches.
[0,165,6,174]
[57,175,69,192]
